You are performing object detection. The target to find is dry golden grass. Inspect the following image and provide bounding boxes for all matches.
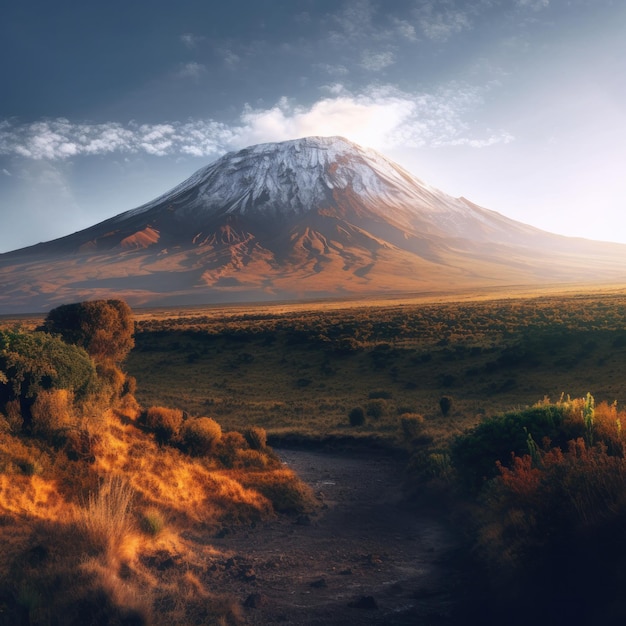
[0,392,311,624]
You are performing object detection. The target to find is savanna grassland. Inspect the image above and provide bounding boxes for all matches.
[126,289,626,447]
[6,289,626,624]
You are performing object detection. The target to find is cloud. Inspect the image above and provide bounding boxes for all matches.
[177,62,207,79]
[0,84,513,161]
[416,2,472,42]
[360,50,395,71]
[516,0,549,9]
[2,168,11,176]
[329,0,375,43]
[180,33,203,48]
[217,47,241,69]
[392,18,417,41]
[315,63,349,76]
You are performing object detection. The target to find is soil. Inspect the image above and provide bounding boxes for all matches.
[198,449,463,625]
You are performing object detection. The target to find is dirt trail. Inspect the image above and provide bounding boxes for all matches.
[206,449,461,625]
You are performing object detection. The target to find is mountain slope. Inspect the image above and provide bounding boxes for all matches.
[1,136,626,313]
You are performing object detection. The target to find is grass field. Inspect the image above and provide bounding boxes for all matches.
[124,288,626,448]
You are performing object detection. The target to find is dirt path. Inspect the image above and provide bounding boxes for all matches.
[205,449,462,624]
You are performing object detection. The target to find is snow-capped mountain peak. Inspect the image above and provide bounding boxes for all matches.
[119,136,458,223]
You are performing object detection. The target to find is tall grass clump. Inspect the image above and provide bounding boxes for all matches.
[78,474,135,555]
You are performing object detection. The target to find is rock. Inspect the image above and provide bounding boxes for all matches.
[310,578,327,588]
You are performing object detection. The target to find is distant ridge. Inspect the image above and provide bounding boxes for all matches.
[2,136,626,313]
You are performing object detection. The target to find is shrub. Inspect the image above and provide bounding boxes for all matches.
[439,396,453,417]
[144,406,184,445]
[369,390,392,400]
[140,508,165,536]
[0,330,97,429]
[40,299,134,364]
[215,431,247,468]
[181,417,222,456]
[348,406,365,426]
[243,426,267,451]
[242,469,315,514]
[400,413,425,441]
[366,399,387,420]
[451,404,570,491]
[30,389,74,439]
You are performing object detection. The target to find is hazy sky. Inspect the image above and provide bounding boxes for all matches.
[1,0,624,252]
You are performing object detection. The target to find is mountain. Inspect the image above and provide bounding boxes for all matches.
[1,135,626,313]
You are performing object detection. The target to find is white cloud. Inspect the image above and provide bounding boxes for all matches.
[416,2,472,42]
[217,48,241,69]
[178,62,206,79]
[360,50,395,71]
[329,0,375,43]
[0,84,513,161]
[2,168,11,176]
[315,63,349,76]
[392,18,417,41]
[180,33,203,48]
[516,0,549,10]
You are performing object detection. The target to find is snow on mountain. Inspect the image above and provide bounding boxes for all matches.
[117,136,470,224]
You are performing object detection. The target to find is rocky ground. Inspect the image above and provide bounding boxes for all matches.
[194,449,463,625]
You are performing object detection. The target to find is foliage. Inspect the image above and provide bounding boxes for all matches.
[450,403,573,490]
[181,416,222,456]
[366,398,388,420]
[243,425,267,450]
[439,396,452,417]
[30,389,74,439]
[0,330,97,429]
[41,299,134,364]
[348,406,365,426]
[400,413,425,441]
[77,474,135,555]
[140,507,165,536]
[143,405,184,445]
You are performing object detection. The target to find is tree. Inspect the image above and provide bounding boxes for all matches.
[40,299,134,364]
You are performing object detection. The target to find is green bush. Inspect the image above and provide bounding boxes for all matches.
[0,330,97,430]
[348,406,365,426]
[450,404,573,490]
[181,417,222,456]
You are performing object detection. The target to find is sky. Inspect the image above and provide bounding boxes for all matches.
[1,0,625,253]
